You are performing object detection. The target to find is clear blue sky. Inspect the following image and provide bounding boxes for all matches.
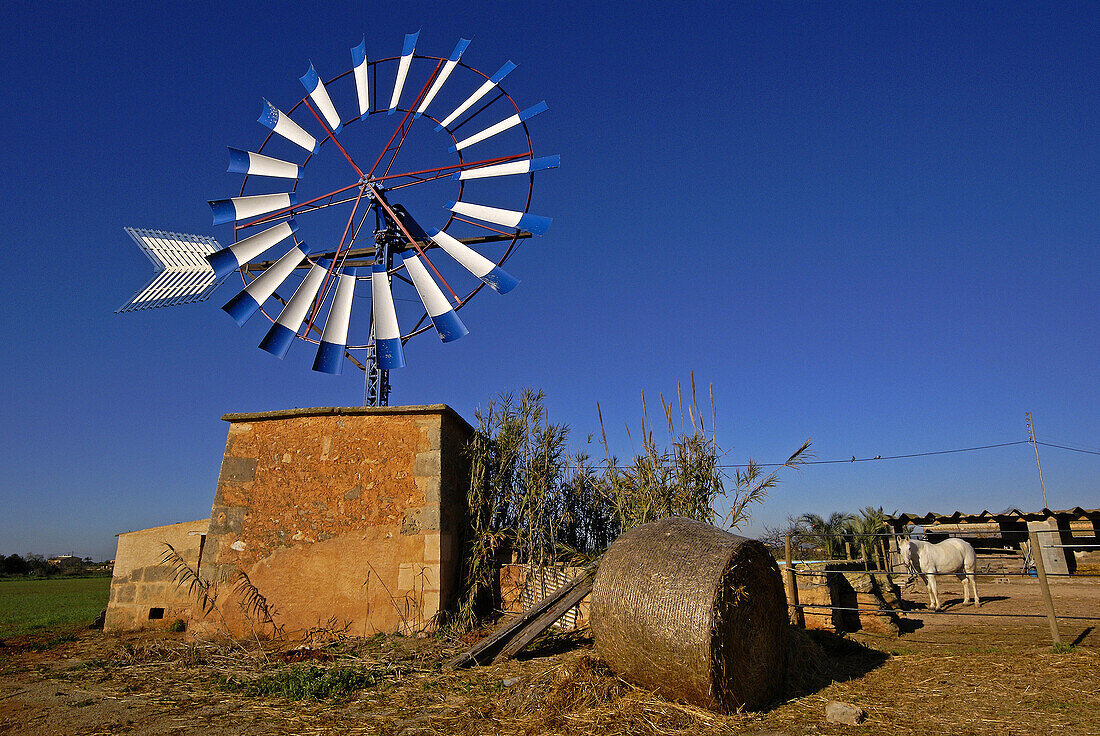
[1,2,1095,560]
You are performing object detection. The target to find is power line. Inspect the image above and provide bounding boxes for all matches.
[1037,441,1100,457]
[715,440,1031,468]
[563,437,1098,472]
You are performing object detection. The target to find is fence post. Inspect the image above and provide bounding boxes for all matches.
[785,532,802,626]
[1028,529,1062,647]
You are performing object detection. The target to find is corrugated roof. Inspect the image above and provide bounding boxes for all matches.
[885,507,1100,526]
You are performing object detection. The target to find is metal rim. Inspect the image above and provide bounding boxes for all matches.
[227,51,540,349]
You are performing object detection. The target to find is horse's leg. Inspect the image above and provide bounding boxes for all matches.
[926,573,939,611]
[969,570,979,607]
[959,573,969,605]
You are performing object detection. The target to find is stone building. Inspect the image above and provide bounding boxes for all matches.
[106,405,472,638]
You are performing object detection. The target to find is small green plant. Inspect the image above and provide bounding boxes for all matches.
[169,618,186,632]
[1051,642,1076,654]
[223,664,386,700]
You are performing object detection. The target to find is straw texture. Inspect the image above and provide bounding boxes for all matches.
[590,517,788,712]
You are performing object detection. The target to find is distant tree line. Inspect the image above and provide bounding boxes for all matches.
[0,553,112,578]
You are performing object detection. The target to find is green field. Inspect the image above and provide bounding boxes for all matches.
[0,577,111,638]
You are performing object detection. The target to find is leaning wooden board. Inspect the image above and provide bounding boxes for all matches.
[447,572,593,669]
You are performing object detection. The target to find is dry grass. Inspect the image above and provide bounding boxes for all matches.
[2,617,1098,736]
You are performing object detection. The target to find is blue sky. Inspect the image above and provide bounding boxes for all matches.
[0,1,1095,559]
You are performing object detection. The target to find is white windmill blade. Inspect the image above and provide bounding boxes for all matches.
[207,219,299,278]
[415,38,470,119]
[400,251,468,343]
[258,99,319,154]
[455,154,560,180]
[221,240,323,325]
[435,60,516,131]
[227,148,302,179]
[445,199,552,236]
[351,38,370,117]
[426,228,519,294]
[370,262,405,369]
[259,259,328,359]
[388,31,420,114]
[117,228,228,313]
[299,63,343,134]
[449,101,548,152]
[209,192,297,226]
[313,267,357,374]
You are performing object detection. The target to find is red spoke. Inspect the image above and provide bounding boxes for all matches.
[237,182,361,230]
[451,215,514,237]
[381,64,442,178]
[304,99,364,178]
[385,171,456,192]
[306,187,366,331]
[368,60,442,179]
[367,184,460,304]
[373,153,531,184]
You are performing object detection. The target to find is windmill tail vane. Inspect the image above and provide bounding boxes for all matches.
[119,31,558,406]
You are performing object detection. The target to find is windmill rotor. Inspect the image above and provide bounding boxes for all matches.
[121,32,557,406]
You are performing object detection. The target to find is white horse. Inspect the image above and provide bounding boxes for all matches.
[899,538,979,611]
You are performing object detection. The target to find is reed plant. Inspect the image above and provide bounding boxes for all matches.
[455,379,811,629]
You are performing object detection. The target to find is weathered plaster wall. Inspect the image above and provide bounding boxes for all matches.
[105,519,210,632]
[193,405,471,639]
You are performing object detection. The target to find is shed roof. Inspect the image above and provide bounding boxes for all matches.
[885,507,1100,527]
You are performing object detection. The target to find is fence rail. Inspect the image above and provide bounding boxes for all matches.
[782,528,1095,647]
[794,603,1100,622]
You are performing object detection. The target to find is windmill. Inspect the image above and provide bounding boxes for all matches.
[119,32,557,406]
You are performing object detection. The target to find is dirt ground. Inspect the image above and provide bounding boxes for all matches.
[1,578,1097,736]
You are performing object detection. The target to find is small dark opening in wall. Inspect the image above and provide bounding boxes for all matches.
[148,607,165,620]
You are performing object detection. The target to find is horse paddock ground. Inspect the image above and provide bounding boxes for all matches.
[0,581,1097,735]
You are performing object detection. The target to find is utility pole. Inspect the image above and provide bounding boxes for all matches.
[1025,412,1049,508]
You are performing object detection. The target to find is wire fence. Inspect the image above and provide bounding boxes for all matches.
[793,603,1100,622]
[781,527,1099,646]
[785,566,1100,578]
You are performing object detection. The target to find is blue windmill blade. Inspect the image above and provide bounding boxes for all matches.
[426,228,519,294]
[206,220,299,278]
[313,267,357,374]
[388,31,420,114]
[371,262,405,368]
[351,39,370,117]
[300,63,343,135]
[415,38,470,119]
[449,102,548,152]
[454,154,560,181]
[444,200,551,236]
[209,192,297,226]
[220,241,323,325]
[400,252,468,343]
[259,260,329,359]
[435,60,516,131]
[227,148,302,180]
[258,99,319,154]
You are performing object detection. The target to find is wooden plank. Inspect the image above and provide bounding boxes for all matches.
[493,576,592,663]
[446,572,591,669]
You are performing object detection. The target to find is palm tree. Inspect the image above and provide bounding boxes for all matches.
[797,511,856,559]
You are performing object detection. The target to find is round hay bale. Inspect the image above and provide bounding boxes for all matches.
[589,517,788,712]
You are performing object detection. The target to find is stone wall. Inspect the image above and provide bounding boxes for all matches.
[783,562,900,635]
[105,519,210,632]
[192,405,472,639]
